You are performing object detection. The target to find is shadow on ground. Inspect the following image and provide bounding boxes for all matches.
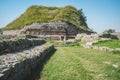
[25,48,57,80]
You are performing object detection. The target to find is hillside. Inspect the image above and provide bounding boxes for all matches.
[4,5,92,32]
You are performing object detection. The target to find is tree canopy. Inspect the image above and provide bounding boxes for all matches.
[103,29,116,34]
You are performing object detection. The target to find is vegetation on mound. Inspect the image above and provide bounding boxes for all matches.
[38,47,120,80]
[4,5,92,32]
[93,39,120,48]
[0,28,3,35]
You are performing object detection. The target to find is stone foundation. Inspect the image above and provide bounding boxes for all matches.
[82,41,120,52]
[3,30,21,35]
[0,43,54,80]
[0,38,45,55]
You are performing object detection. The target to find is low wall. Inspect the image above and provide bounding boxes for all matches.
[0,43,54,80]
[0,38,45,55]
[3,30,21,35]
[82,41,120,52]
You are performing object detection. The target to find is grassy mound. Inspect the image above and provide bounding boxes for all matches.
[4,5,92,32]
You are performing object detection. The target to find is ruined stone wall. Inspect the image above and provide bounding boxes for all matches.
[21,21,79,35]
[0,39,45,55]
[0,43,54,80]
[76,33,99,42]
[82,41,120,52]
[77,33,120,52]
[3,30,21,35]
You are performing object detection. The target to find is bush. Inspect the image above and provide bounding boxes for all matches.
[100,34,118,39]
[112,50,120,55]
[0,28,3,35]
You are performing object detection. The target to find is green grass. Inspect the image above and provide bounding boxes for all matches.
[93,40,120,48]
[39,47,120,80]
[4,5,92,32]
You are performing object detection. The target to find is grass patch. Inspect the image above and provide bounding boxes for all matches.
[45,39,81,47]
[38,47,120,80]
[93,39,120,48]
[112,50,120,55]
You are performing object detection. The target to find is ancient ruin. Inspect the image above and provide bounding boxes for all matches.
[20,21,80,41]
[0,38,54,80]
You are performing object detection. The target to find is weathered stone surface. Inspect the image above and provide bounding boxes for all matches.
[115,48,120,51]
[0,43,54,80]
[82,40,119,52]
[20,21,80,40]
[75,33,87,40]
[111,32,120,39]
[21,21,79,35]
[0,38,45,55]
[3,30,21,35]
[76,33,99,42]
[82,34,99,42]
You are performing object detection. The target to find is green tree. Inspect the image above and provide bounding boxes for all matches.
[103,29,116,34]
[0,28,3,35]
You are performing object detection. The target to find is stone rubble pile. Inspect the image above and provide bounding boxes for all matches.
[76,33,99,42]
[0,43,54,80]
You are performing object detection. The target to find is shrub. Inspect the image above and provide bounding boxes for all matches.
[112,50,120,55]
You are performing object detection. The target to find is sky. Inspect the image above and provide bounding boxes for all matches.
[0,0,120,33]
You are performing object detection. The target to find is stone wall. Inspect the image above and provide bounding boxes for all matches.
[78,33,120,52]
[0,43,54,80]
[0,38,45,55]
[82,41,120,52]
[21,20,79,35]
[3,30,21,35]
[76,33,99,42]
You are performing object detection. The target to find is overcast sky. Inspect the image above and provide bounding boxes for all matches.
[0,0,120,33]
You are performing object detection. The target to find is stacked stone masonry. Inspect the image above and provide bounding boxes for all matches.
[76,33,120,52]
[0,43,54,80]
[82,41,120,52]
[0,38,45,55]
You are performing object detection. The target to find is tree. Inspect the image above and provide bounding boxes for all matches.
[103,29,116,34]
[78,9,87,22]
[0,28,3,35]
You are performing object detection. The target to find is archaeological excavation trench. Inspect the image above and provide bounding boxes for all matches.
[0,38,55,80]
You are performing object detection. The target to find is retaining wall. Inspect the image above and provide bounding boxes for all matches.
[0,38,45,55]
[0,43,54,80]
[82,41,120,52]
